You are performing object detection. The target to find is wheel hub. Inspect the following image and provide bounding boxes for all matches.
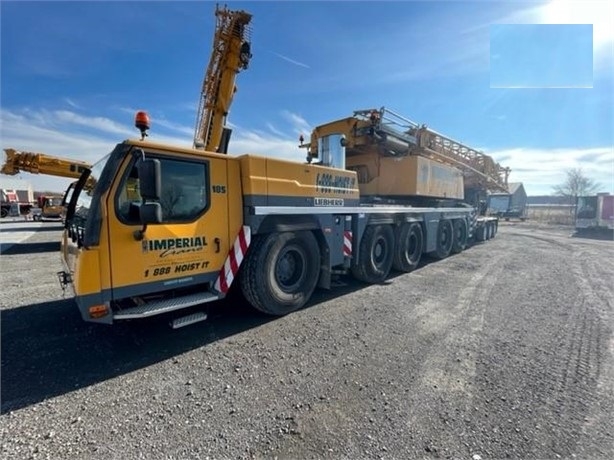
[275,247,305,291]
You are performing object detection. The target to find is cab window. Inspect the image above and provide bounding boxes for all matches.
[116,155,210,224]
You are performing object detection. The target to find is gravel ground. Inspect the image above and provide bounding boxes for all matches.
[1,222,613,459]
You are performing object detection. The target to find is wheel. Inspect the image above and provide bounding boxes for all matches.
[451,219,468,254]
[433,219,453,259]
[351,224,395,283]
[240,231,320,316]
[475,224,486,242]
[0,208,7,218]
[490,222,497,239]
[393,222,423,273]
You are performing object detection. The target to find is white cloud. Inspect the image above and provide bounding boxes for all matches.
[152,118,194,138]
[491,146,614,195]
[0,106,308,193]
[0,108,193,192]
[53,110,134,137]
[227,133,304,163]
[1,109,130,192]
[117,106,194,137]
[64,98,81,109]
[266,122,286,138]
[281,110,311,136]
[1,109,118,164]
[270,52,310,69]
[6,106,608,198]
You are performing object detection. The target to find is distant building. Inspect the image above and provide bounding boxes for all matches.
[487,182,527,214]
[506,182,527,211]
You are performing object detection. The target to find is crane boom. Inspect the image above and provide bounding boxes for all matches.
[193,4,252,153]
[1,149,91,180]
[366,108,510,192]
[306,107,510,193]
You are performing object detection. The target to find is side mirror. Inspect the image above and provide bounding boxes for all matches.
[138,159,161,200]
[140,202,162,225]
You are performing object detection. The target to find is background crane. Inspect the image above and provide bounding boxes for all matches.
[1,148,90,179]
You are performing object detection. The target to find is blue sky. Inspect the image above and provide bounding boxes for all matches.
[1,0,613,196]
[490,23,594,88]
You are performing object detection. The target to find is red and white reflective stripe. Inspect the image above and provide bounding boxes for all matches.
[343,230,352,256]
[214,226,251,294]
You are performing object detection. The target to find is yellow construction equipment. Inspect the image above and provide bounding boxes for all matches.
[303,107,510,207]
[2,148,90,179]
[58,113,503,326]
[193,4,252,152]
[56,6,506,328]
[1,149,105,219]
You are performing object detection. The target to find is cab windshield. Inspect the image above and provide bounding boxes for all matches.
[64,142,132,248]
[67,153,110,223]
[61,183,75,207]
[45,198,63,207]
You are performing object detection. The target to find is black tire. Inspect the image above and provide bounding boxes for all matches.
[490,222,497,238]
[393,222,423,273]
[451,219,468,254]
[433,219,453,259]
[240,231,320,316]
[0,208,7,218]
[485,222,492,240]
[475,225,486,242]
[351,224,395,283]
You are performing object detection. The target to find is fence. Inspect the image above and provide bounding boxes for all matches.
[526,204,575,225]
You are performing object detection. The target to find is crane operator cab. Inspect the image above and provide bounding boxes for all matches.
[305,133,347,170]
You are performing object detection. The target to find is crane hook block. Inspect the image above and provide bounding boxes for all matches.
[135,111,151,140]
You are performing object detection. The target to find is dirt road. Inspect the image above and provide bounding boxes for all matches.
[1,223,613,459]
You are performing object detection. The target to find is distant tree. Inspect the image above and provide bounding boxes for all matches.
[552,167,600,206]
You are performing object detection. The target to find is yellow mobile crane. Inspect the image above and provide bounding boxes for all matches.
[58,113,502,327]
[56,6,502,329]
[1,149,91,219]
[193,4,252,152]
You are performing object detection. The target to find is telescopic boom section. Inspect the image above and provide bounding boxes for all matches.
[364,107,510,192]
[1,149,90,179]
[369,107,509,191]
[193,4,252,153]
